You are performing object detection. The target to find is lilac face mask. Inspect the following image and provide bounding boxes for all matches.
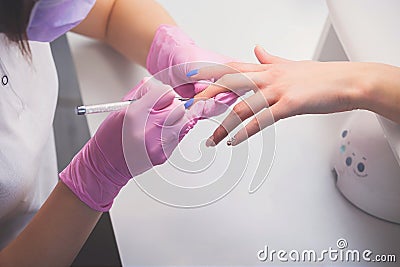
[27,0,96,42]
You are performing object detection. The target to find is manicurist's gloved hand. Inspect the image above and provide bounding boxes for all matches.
[146,24,239,117]
[60,78,197,212]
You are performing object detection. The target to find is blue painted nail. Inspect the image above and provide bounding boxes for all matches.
[186,69,199,77]
[184,98,195,109]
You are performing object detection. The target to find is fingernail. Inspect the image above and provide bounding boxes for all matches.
[186,69,199,77]
[184,98,195,109]
[205,136,215,147]
[227,137,236,146]
[255,44,266,53]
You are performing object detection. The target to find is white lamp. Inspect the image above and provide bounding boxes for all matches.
[326,0,400,223]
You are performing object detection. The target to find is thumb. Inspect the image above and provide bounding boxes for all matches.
[123,77,152,101]
[136,81,176,111]
[254,45,290,64]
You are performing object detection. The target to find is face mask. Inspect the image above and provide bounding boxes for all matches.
[27,0,96,42]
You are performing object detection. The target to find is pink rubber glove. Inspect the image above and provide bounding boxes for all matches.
[146,24,239,116]
[60,78,196,212]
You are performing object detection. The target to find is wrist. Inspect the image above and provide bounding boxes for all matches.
[348,62,381,111]
[59,138,128,212]
[354,63,391,111]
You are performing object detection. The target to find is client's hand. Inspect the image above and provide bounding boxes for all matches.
[191,46,371,146]
[60,78,197,211]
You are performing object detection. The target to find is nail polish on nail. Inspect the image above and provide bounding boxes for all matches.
[184,98,195,109]
[186,69,199,77]
[206,136,215,147]
[227,137,236,146]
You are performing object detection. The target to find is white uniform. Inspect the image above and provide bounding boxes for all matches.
[0,35,58,249]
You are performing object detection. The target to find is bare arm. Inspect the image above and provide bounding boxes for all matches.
[72,0,177,66]
[362,62,400,124]
[0,181,101,267]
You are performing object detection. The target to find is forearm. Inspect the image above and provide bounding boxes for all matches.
[73,0,176,67]
[358,63,400,124]
[0,181,101,267]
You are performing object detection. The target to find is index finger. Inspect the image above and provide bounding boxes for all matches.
[194,71,261,100]
[187,62,271,82]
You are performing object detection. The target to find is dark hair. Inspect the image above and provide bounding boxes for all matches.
[0,0,36,56]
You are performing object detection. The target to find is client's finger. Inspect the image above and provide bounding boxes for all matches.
[207,91,269,146]
[187,62,270,81]
[254,45,291,64]
[195,72,260,100]
[230,100,287,146]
